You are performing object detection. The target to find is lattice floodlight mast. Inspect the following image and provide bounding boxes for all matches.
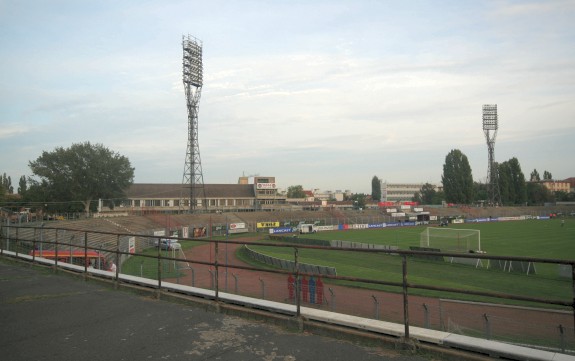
[181,35,206,213]
[482,104,501,206]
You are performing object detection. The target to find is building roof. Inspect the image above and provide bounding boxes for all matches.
[125,184,256,199]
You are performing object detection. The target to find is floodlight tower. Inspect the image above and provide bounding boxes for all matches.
[482,104,501,206]
[181,35,206,213]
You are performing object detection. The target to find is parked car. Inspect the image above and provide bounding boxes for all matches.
[154,238,182,251]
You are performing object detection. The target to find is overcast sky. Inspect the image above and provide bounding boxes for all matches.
[1,0,574,194]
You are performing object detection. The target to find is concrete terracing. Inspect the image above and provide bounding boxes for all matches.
[0,258,432,361]
[2,254,574,361]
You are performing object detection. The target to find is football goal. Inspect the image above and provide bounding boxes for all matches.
[420,227,481,253]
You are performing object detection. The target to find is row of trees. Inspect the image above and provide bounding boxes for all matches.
[369,149,572,206]
[1,142,134,214]
[6,142,569,215]
[439,149,570,205]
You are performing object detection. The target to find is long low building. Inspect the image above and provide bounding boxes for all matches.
[116,176,288,213]
[122,183,258,212]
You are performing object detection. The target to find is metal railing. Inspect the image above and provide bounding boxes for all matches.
[1,224,574,354]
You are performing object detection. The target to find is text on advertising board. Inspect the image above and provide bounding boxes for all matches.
[257,221,280,228]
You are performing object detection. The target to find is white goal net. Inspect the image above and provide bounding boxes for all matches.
[420,227,481,253]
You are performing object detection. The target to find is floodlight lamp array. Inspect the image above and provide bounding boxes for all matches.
[482,104,498,130]
[182,35,203,88]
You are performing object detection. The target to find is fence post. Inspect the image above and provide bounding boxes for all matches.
[483,313,491,339]
[208,269,214,290]
[372,295,380,320]
[157,237,162,293]
[15,227,19,256]
[214,241,219,301]
[32,227,37,262]
[423,303,430,329]
[328,288,336,312]
[83,231,88,280]
[259,278,265,300]
[402,254,410,340]
[54,230,59,272]
[114,234,120,286]
[294,247,301,317]
[232,273,238,294]
[4,219,10,253]
[558,324,565,353]
[571,262,575,344]
[439,299,445,331]
[40,223,45,257]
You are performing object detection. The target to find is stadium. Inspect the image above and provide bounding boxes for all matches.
[2,31,574,361]
[2,204,574,358]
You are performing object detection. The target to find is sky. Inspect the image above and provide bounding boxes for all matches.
[1,0,574,194]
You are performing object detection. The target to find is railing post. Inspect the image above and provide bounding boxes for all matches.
[328,287,336,312]
[115,234,120,285]
[83,231,88,279]
[208,269,214,290]
[157,237,162,292]
[559,324,565,353]
[39,223,45,256]
[259,278,265,300]
[371,295,380,320]
[15,227,19,256]
[483,313,491,339]
[232,273,238,294]
[190,267,195,287]
[215,241,219,301]
[439,299,445,331]
[402,254,410,339]
[294,247,300,316]
[4,219,10,252]
[32,227,37,262]
[572,262,575,345]
[423,303,430,329]
[54,230,59,272]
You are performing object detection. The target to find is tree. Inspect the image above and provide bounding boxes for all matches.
[526,182,553,205]
[286,185,306,198]
[0,182,5,203]
[509,158,527,205]
[473,182,488,202]
[371,176,381,202]
[530,169,540,182]
[28,142,134,214]
[433,190,445,205]
[498,162,512,204]
[412,191,422,204]
[554,191,573,202]
[416,183,438,205]
[497,158,526,205]
[543,170,553,180]
[441,149,474,204]
[18,176,27,196]
[350,193,367,209]
[1,173,13,194]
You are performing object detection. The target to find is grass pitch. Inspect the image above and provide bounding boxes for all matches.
[249,218,575,306]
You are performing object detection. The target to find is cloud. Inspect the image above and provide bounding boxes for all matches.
[1,1,574,193]
[0,124,29,139]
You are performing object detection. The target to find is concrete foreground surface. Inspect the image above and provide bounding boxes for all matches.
[0,259,433,361]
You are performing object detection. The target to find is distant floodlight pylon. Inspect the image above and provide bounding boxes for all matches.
[181,34,206,213]
[482,104,501,206]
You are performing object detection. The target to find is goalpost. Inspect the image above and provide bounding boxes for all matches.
[420,227,481,253]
